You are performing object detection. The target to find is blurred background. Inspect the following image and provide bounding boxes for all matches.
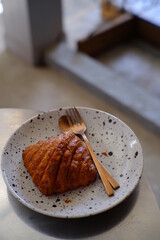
[0,0,160,116]
[0,0,160,206]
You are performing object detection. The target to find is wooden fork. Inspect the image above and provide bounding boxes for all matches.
[66,107,119,196]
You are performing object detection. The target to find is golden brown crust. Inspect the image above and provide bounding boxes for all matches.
[22,131,96,196]
[32,138,58,186]
[39,132,74,195]
[27,137,55,176]
[54,134,82,193]
[23,140,44,168]
[67,143,86,190]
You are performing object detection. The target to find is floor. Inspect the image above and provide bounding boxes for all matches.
[97,41,160,101]
[0,6,160,208]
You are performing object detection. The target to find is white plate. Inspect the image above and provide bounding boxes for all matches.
[1,107,143,218]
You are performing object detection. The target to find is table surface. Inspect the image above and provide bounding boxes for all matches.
[0,108,160,240]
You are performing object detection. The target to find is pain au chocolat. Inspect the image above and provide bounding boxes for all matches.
[22,131,97,196]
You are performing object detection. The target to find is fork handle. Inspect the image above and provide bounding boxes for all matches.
[82,133,119,196]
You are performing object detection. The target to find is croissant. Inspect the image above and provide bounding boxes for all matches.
[22,131,97,196]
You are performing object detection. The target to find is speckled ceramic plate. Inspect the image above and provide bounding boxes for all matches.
[1,107,143,218]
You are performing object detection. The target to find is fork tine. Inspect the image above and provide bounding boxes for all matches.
[68,108,76,124]
[72,107,80,124]
[66,109,73,126]
[68,108,78,124]
[74,107,83,124]
[69,108,75,123]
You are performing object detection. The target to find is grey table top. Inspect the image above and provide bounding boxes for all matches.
[0,108,160,240]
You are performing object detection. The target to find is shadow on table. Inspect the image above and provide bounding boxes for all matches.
[8,184,139,239]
